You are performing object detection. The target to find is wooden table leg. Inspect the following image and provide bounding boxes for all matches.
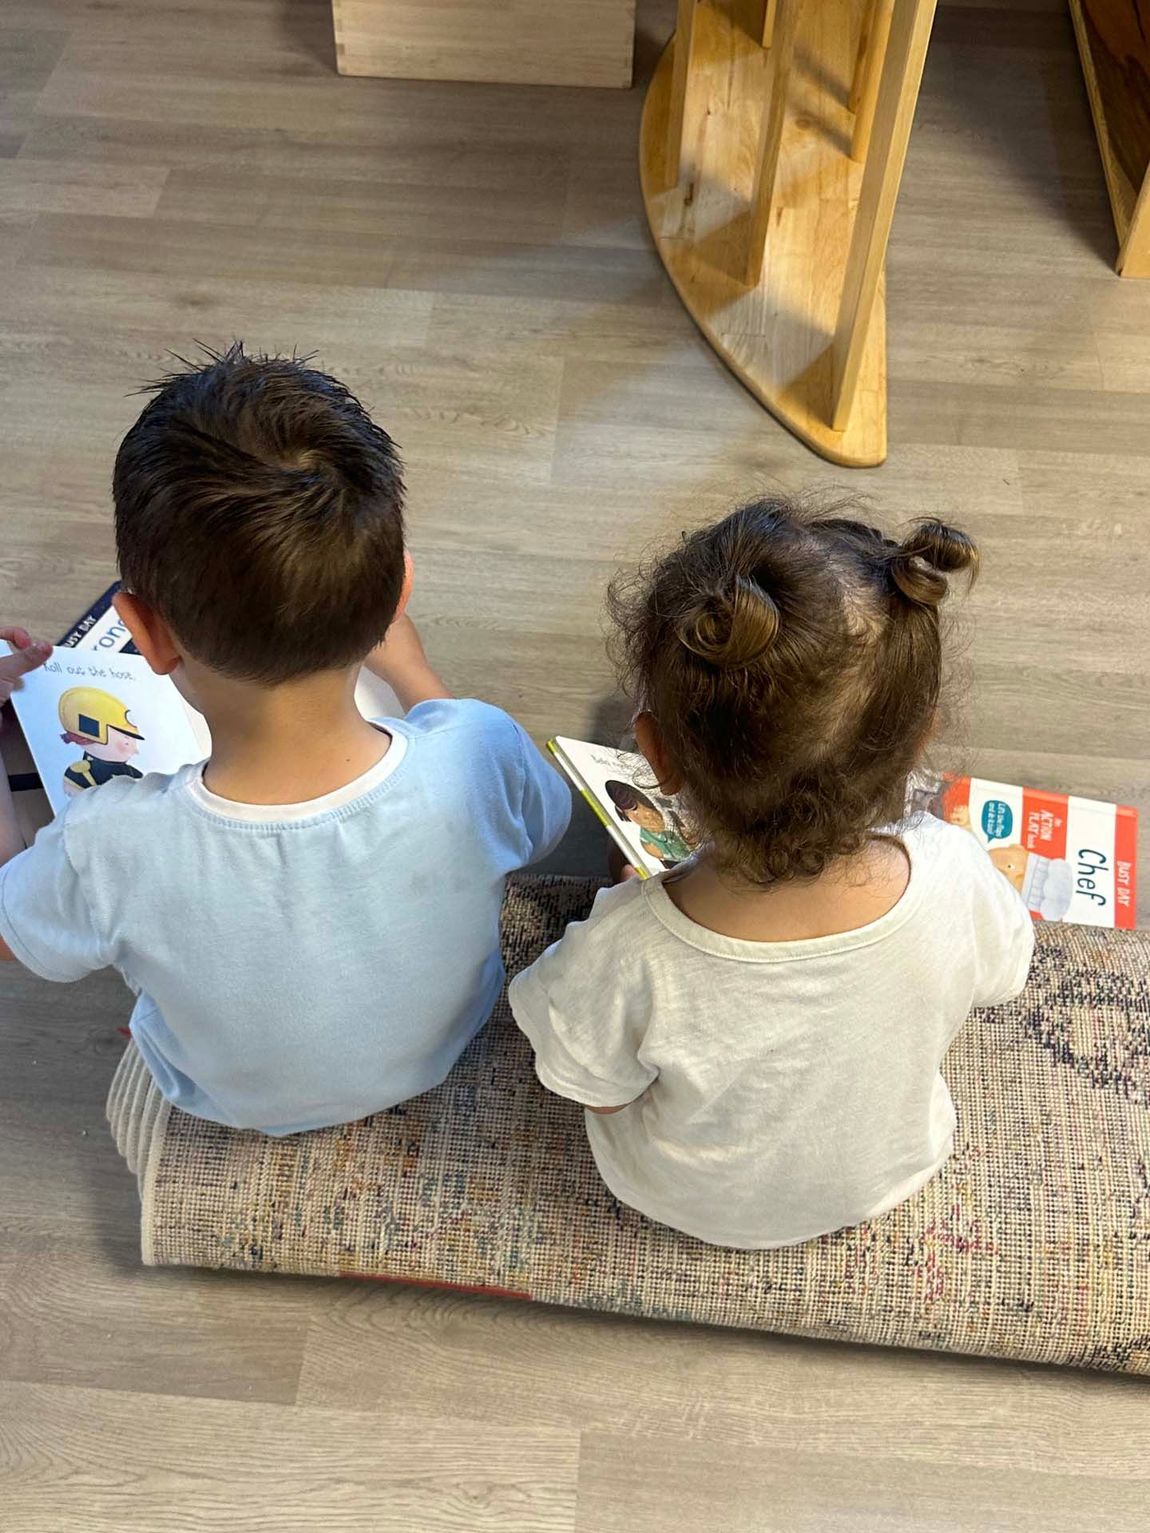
[665,0,701,187]
[832,0,937,430]
[850,0,879,109]
[743,0,801,283]
[851,0,894,161]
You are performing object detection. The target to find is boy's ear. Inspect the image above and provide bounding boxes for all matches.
[113,591,182,677]
[633,712,683,796]
[393,551,415,621]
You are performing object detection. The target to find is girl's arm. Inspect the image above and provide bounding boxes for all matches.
[508,883,659,1117]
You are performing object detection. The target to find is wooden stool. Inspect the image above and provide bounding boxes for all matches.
[640,0,937,466]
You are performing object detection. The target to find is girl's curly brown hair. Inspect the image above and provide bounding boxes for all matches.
[608,497,978,885]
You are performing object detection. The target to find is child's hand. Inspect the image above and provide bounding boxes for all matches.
[0,628,52,710]
[607,841,640,884]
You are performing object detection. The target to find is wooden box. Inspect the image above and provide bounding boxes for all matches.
[332,0,636,88]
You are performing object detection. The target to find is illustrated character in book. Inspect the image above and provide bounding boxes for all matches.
[604,779,692,868]
[988,842,1073,921]
[58,687,145,796]
[988,843,1029,892]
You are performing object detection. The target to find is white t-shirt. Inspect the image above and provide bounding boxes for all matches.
[509,815,1035,1249]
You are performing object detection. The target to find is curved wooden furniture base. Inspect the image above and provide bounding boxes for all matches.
[639,1,887,467]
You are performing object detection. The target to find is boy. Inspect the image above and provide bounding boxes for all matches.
[0,346,570,1134]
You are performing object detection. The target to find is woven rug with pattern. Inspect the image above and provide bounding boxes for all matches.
[108,875,1150,1374]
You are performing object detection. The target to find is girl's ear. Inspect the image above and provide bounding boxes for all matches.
[113,592,182,677]
[633,711,683,796]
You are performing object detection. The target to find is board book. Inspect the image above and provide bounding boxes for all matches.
[909,773,1137,929]
[549,736,695,880]
[3,584,401,839]
[550,737,1138,928]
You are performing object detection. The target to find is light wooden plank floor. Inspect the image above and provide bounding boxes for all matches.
[2,0,1150,1527]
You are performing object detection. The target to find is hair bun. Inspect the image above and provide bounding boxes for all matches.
[889,519,979,608]
[677,575,779,669]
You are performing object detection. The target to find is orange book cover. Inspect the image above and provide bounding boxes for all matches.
[910,774,1137,928]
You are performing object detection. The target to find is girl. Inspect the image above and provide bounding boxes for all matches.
[509,499,1034,1250]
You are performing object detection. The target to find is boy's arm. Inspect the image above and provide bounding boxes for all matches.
[0,629,54,960]
[0,736,24,868]
[364,614,453,713]
[0,768,20,959]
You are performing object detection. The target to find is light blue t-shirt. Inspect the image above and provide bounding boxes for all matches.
[0,700,571,1134]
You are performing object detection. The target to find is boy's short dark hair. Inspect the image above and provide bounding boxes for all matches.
[114,343,405,684]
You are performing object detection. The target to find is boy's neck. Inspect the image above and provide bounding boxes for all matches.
[192,663,391,806]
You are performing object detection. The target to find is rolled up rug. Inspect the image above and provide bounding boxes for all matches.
[109,875,1150,1374]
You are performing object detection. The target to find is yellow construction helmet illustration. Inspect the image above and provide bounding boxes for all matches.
[58,687,144,746]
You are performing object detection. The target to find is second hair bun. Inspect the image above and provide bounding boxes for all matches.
[889,519,979,608]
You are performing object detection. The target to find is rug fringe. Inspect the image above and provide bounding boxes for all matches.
[106,1041,170,1265]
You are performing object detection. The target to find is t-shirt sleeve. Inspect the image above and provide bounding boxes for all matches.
[0,809,112,981]
[963,835,1036,1008]
[402,698,572,868]
[512,723,572,865]
[508,882,658,1107]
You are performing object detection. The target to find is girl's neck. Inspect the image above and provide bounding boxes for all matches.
[664,838,911,943]
[191,664,391,805]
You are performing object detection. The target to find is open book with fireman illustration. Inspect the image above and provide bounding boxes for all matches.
[2,585,400,839]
